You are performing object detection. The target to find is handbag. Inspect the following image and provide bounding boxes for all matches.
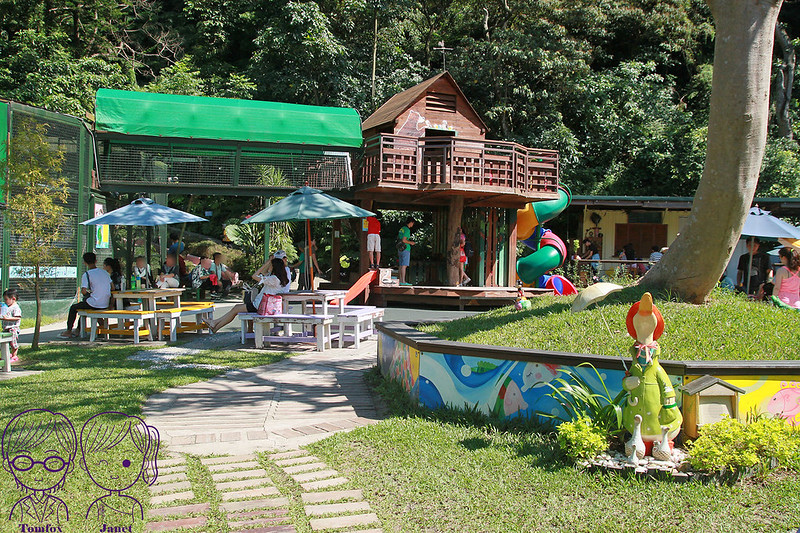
[258,294,282,316]
[396,238,406,252]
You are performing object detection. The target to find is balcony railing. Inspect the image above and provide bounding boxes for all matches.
[358,134,559,196]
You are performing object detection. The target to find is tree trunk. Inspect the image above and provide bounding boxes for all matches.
[641,0,783,303]
[33,268,41,350]
[773,21,794,139]
[446,196,464,286]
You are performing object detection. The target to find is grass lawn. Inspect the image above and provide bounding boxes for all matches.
[420,287,800,361]
[308,372,800,532]
[0,342,292,533]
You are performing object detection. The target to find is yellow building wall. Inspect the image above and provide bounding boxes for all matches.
[581,208,690,259]
[684,375,800,426]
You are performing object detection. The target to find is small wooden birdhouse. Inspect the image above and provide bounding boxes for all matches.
[682,375,745,439]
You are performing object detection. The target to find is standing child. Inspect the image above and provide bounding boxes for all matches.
[2,289,22,362]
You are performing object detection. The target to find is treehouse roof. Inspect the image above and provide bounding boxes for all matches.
[361,71,488,133]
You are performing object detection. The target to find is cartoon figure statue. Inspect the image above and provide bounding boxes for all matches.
[622,293,682,464]
[2,409,77,524]
[81,412,160,522]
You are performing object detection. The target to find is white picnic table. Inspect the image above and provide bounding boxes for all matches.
[0,334,12,372]
[280,289,348,316]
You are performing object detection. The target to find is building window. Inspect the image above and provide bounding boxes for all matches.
[425,92,457,113]
[628,210,662,224]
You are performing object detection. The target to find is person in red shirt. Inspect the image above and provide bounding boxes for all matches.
[366,214,382,270]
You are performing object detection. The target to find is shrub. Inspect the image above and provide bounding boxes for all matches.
[689,416,800,479]
[557,416,607,461]
[536,363,627,438]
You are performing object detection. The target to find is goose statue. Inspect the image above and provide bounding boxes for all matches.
[621,292,682,463]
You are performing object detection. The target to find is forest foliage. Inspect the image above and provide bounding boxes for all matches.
[2,0,800,197]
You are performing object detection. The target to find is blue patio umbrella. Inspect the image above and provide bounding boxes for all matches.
[742,206,800,240]
[740,207,800,293]
[80,197,207,226]
[245,186,375,288]
[81,198,206,278]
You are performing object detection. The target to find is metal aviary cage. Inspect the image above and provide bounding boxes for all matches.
[96,140,353,192]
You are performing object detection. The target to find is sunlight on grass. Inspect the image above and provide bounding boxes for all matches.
[311,417,800,532]
[420,287,800,361]
[0,342,293,533]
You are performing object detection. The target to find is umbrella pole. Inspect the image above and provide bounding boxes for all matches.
[307,219,314,290]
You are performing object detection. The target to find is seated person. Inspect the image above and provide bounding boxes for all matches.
[61,252,112,338]
[210,252,237,297]
[133,256,154,288]
[253,250,291,290]
[103,257,123,291]
[157,253,181,289]
[204,258,290,333]
[191,256,214,292]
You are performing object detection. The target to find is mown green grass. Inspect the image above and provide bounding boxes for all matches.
[419,287,800,361]
[0,343,292,532]
[308,370,800,533]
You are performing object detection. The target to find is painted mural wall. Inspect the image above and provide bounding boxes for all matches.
[378,332,681,421]
[378,331,800,427]
[686,374,800,426]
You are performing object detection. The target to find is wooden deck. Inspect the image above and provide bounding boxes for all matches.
[355,134,560,207]
[371,285,553,310]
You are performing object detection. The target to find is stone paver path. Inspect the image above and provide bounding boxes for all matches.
[269,450,381,532]
[142,331,386,530]
[203,454,294,532]
[147,456,207,532]
[143,338,383,454]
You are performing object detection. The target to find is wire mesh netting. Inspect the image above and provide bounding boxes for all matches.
[6,106,88,301]
[97,141,353,190]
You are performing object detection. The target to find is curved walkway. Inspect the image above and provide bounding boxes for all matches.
[143,338,384,455]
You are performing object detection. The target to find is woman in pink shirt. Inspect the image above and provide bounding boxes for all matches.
[773,247,800,308]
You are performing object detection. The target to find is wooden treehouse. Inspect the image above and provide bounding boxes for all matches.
[354,72,561,291]
[355,72,559,209]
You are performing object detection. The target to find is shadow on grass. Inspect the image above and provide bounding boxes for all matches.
[366,366,569,471]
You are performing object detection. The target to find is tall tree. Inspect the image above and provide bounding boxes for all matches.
[4,119,69,349]
[641,0,784,303]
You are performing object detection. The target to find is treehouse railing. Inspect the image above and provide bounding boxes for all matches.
[358,134,559,195]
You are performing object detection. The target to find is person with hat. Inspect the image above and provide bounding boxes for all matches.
[253,250,292,287]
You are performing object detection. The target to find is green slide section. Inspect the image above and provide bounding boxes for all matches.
[517,244,564,284]
[532,186,571,225]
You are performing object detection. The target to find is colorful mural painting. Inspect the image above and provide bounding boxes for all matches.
[378,329,800,430]
[685,375,800,426]
[377,332,420,399]
[380,332,681,422]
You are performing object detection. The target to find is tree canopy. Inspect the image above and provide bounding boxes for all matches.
[2,0,800,196]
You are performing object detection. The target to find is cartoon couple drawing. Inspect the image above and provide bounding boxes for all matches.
[1,409,160,525]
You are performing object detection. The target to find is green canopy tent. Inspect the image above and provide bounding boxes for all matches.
[245,186,375,290]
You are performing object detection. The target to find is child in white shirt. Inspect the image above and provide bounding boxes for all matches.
[1,289,22,362]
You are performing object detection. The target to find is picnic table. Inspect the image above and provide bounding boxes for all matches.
[112,288,184,330]
[280,289,348,316]
[0,333,12,373]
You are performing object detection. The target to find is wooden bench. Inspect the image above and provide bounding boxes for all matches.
[77,309,155,343]
[335,306,385,348]
[252,314,334,351]
[155,305,215,342]
[238,312,260,344]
